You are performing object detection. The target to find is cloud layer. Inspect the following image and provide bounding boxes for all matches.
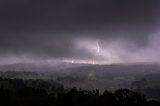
[0,0,160,64]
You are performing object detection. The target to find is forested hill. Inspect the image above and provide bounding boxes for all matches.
[0,77,159,106]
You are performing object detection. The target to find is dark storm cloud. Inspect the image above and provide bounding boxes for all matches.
[0,0,158,32]
[0,0,159,63]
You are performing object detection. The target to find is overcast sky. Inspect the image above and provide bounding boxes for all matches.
[0,0,160,64]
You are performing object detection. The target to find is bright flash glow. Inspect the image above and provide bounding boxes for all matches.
[71,59,75,63]
[92,60,95,64]
[62,59,99,64]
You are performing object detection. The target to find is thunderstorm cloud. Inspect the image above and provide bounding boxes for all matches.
[0,0,160,64]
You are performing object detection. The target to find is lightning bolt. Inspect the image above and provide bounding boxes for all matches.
[96,40,100,53]
[92,40,101,65]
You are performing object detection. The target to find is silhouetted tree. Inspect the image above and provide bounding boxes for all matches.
[114,89,147,106]
[0,77,159,106]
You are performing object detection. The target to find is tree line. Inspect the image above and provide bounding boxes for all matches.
[0,77,159,106]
